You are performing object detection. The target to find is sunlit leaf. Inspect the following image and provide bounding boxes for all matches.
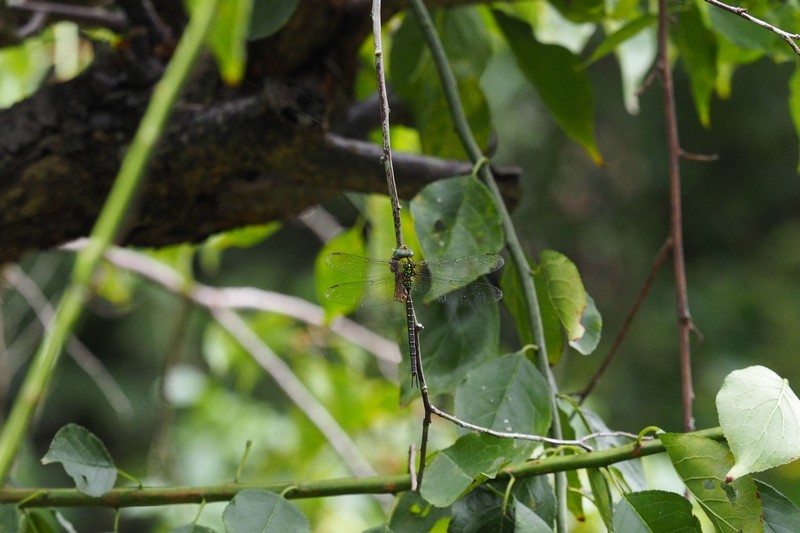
[187,0,253,84]
[41,424,117,497]
[675,4,717,127]
[248,0,299,40]
[756,480,800,532]
[548,0,605,23]
[585,15,658,67]
[538,250,587,342]
[411,175,504,259]
[613,490,702,532]
[661,433,763,532]
[494,10,602,164]
[716,365,800,481]
[222,490,310,532]
[420,433,519,507]
[570,292,601,355]
[316,224,367,317]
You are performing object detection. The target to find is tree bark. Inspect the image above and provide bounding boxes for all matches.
[0,0,520,264]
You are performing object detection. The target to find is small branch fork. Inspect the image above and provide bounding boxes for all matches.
[704,0,800,55]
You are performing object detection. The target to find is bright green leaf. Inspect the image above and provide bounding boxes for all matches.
[566,467,585,522]
[585,15,658,67]
[588,468,614,531]
[248,0,299,40]
[708,6,776,52]
[316,224,367,317]
[716,365,800,481]
[675,4,718,127]
[613,490,702,532]
[200,222,282,273]
[494,10,601,164]
[661,433,764,532]
[411,176,504,260]
[222,490,310,533]
[385,492,451,532]
[454,352,552,436]
[41,424,116,497]
[756,480,800,532]
[187,0,253,84]
[548,0,605,23]
[539,250,587,342]
[420,433,518,507]
[514,500,554,532]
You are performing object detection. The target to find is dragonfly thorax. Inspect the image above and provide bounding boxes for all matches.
[390,258,418,302]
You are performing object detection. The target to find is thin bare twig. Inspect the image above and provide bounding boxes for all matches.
[10,1,128,31]
[62,240,401,365]
[658,0,696,432]
[577,238,673,403]
[2,265,134,419]
[704,0,800,55]
[429,405,646,452]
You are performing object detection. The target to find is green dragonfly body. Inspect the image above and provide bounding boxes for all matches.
[325,246,504,384]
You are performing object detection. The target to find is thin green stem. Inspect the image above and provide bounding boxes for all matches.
[0,428,725,508]
[404,1,568,529]
[0,0,219,482]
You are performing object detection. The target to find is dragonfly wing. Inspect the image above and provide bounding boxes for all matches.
[417,278,503,305]
[325,252,394,279]
[324,278,397,307]
[419,254,504,282]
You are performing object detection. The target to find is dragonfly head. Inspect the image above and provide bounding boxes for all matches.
[393,245,414,260]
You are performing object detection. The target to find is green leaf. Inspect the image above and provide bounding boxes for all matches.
[222,490,310,533]
[0,505,21,533]
[661,433,763,532]
[538,250,587,343]
[716,365,800,481]
[448,486,516,531]
[674,3,717,127]
[411,176,504,260]
[187,0,252,84]
[587,468,614,531]
[708,6,776,52]
[401,298,500,399]
[390,9,493,159]
[570,292,602,355]
[21,509,60,533]
[171,525,218,533]
[385,492,451,532]
[454,352,552,436]
[420,433,518,507]
[512,476,557,528]
[613,490,702,532]
[200,222,282,273]
[316,225,367,316]
[585,15,658,66]
[790,64,800,173]
[548,0,605,23]
[756,480,800,532]
[248,0,299,40]
[41,423,117,497]
[494,10,601,164]
[514,500,554,532]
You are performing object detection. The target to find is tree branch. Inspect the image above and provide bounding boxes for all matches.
[0,427,725,508]
[704,0,800,55]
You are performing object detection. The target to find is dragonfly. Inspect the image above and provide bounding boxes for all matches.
[324,245,504,385]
